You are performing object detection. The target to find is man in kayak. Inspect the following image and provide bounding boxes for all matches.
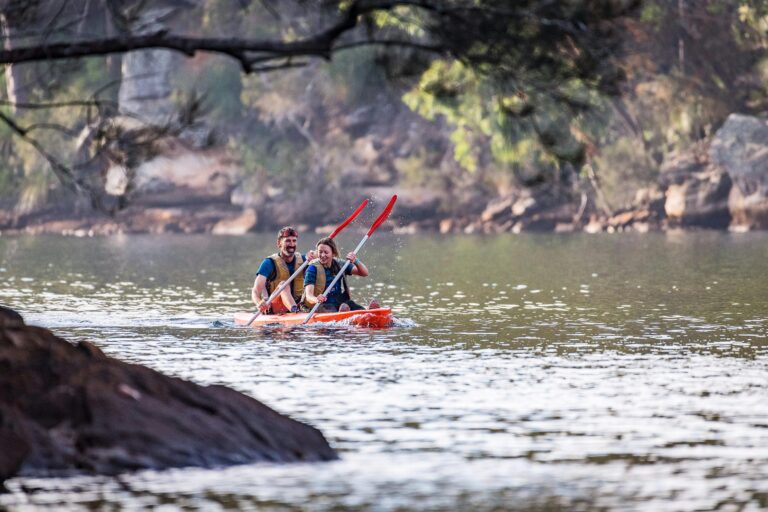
[252,226,314,314]
[303,237,378,313]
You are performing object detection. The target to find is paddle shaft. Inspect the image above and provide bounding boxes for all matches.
[302,236,369,324]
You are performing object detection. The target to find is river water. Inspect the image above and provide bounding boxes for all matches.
[1,232,767,511]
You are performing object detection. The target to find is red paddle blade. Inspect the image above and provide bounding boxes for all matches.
[330,199,369,239]
[367,195,397,236]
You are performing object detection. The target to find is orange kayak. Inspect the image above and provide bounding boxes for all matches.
[234,307,393,328]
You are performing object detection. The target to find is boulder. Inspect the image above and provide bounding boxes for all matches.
[505,188,579,231]
[709,114,768,230]
[480,196,514,223]
[664,169,732,228]
[0,306,24,328]
[0,309,337,484]
[118,47,176,125]
[117,6,186,126]
[101,142,241,207]
[608,209,651,229]
[131,150,239,205]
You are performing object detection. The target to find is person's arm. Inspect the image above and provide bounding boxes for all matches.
[252,259,274,311]
[303,266,326,304]
[304,284,326,305]
[347,251,369,277]
[252,275,270,311]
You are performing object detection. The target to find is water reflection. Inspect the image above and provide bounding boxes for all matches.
[1,233,767,510]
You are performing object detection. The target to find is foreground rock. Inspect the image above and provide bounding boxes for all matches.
[0,307,337,486]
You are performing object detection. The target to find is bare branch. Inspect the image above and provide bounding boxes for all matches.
[23,122,80,136]
[0,99,116,110]
[0,109,99,202]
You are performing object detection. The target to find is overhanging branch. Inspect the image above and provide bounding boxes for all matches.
[0,0,449,72]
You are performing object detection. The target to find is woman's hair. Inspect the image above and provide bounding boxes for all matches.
[316,237,339,257]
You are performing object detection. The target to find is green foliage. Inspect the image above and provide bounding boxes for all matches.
[328,47,388,105]
[640,1,665,25]
[403,59,586,183]
[592,136,657,208]
[404,60,486,173]
[4,0,768,216]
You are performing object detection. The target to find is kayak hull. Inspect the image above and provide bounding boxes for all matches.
[234,307,393,328]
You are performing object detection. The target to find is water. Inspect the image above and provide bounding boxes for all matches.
[1,232,767,511]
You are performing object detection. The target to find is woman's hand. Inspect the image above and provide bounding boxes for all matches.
[346,251,357,263]
[316,294,327,303]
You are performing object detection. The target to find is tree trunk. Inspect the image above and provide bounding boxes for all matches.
[0,13,30,111]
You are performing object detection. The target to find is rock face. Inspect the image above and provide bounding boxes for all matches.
[212,208,258,235]
[709,114,768,230]
[664,169,732,228]
[119,48,176,124]
[104,146,240,206]
[117,6,181,125]
[0,308,337,485]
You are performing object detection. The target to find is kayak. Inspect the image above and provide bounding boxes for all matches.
[234,307,393,328]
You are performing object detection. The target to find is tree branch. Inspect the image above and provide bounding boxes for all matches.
[0,0,449,70]
[0,110,99,202]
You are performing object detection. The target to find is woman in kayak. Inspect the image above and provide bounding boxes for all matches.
[303,237,378,312]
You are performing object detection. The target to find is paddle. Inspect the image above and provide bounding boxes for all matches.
[245,198,369,326]
[303,194,397,325]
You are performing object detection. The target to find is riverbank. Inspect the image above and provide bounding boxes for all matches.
[1,112,766,236]
[0,186,753,236]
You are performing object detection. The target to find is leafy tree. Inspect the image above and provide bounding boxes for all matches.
[0,0,638,211]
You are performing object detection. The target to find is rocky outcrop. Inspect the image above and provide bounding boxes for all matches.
[709,114,768,230]
[0,308,337,485]
[212,208,258,235]
[119,47,176,125]
[105,145,240,206]
[467,189,581,233]
[663,169,732,229]
[117,6,186,126]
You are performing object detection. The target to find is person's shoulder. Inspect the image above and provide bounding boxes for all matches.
[257,257,276,275]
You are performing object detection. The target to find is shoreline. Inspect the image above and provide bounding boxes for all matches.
[0,206,759,236]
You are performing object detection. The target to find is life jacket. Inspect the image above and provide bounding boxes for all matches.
[304,258,349,306]
[267,253,305,302]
